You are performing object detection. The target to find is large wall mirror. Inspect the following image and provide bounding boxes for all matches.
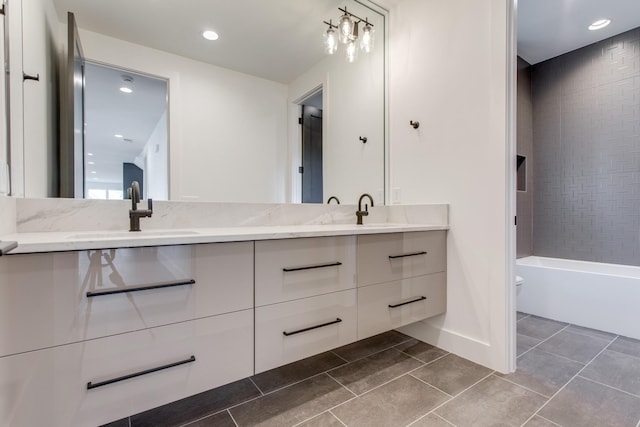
[16,0,387,205]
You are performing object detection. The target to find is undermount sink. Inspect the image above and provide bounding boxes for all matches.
[67,230,200,239]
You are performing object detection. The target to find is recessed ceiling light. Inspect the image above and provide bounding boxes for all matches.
[114,134,123,138]
[589,19,611,31]
[119,87,133,93]
[87,152,94,156]
[91,171,97,174]
[88,161,95,165]
[203,30,219,41]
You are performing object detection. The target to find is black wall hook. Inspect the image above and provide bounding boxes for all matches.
[410,120,420,129]
[359,136,367,143]
[23,73,40,82]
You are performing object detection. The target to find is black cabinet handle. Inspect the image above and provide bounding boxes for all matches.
[87,355,196,390]
[283,318,342,336]
[388,251,427,259]
[86,279,195,297]
[388,296,427,308]
[282,262,342,272]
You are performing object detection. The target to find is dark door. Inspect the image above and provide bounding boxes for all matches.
[123,163,143,199]
[301,105,323,203]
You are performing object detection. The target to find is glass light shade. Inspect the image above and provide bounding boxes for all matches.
[324,28,338,54]
[338,13,354,44]
[360,25,374,52]
[345,39,358,63]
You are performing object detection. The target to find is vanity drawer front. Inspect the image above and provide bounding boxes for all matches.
[0,310,254,427]
[357,273,446,339]
[0,242,253,356]
[255,289,357,373]
[255,236,356,306]
[357,231,446,286]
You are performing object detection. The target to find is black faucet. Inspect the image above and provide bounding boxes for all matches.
[128,181,152,232]
[327,196,340,204]
[356,193,374,225]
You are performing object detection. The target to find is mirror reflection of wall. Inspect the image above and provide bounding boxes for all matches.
[10,0,387,204]
[83,62,168,200]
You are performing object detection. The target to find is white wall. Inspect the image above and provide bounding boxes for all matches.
[141,110,168,200]
[391,0,513,372]
[7,0,61,198]
[76,29,289,203]
[288,0,385,205]
[21,0,61,198]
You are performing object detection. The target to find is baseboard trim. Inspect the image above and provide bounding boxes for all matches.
[398,320,503,371]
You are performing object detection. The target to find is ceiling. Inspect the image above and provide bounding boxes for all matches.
[518,0,640,65]
[52,0,377,84]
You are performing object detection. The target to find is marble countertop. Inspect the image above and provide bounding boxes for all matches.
[1,223,449,254]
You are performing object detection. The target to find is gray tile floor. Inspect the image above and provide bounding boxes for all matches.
[107,315,640,427]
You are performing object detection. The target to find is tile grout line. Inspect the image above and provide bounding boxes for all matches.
[420,371,496,426]
[492,373,551,399]
[605,344,640,361]
[406,409,458,427]
[248,377,265,395]
[395,347,450,366]
[330,349,350,364]
[517,324,570,359]
[227,408,240,427]
[177,408,233,427]
[528,346,591,365]
[536,414,563,427]
[576,374,640,399]
[408,372,454,399]
[329,409,349,427]
[519,332,619,427]
[325,371,359,397]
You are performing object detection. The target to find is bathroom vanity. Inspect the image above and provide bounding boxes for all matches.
[0,201,448,426]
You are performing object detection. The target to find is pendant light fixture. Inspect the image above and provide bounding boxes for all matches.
[323,6,374,62]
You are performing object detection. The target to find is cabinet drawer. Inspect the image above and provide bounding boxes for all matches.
[0,310,253,427]
[357,273,446,339]
[357,231,446,286]
[255,236,356,306]
[255,289,357,373]
[0,242,253,356]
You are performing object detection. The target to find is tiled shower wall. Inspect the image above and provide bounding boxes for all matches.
[531,27,640,265]
[517,57,533,258]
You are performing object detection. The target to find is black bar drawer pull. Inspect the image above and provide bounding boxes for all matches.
[283,318,342,336]
[388,251,427,259]
[282,262,342,272]
[388,296,427,308]
[87,355,196,390]
[86,279,195,298]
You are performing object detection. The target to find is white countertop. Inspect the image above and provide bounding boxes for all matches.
[1,223,449,254]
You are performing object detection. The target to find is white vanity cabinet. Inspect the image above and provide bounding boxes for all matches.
[0,310,253,427]
[356,232,447,339]
[0,242,253,357]
[0,242,254,426]
[254,236,358,373]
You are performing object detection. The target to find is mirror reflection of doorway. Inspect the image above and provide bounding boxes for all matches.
[300,90,323,203]
[83,62,168,200]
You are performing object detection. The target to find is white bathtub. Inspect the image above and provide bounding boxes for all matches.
[516,256,640,340]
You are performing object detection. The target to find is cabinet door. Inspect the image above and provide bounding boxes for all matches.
[0,310,253,427]
[255,289,357,373]
[357,231,446,286]
[357,273,446,339]
[255,236,356,306]
[0,242,253,356]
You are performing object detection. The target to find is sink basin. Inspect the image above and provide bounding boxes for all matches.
[67,230,200,239]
